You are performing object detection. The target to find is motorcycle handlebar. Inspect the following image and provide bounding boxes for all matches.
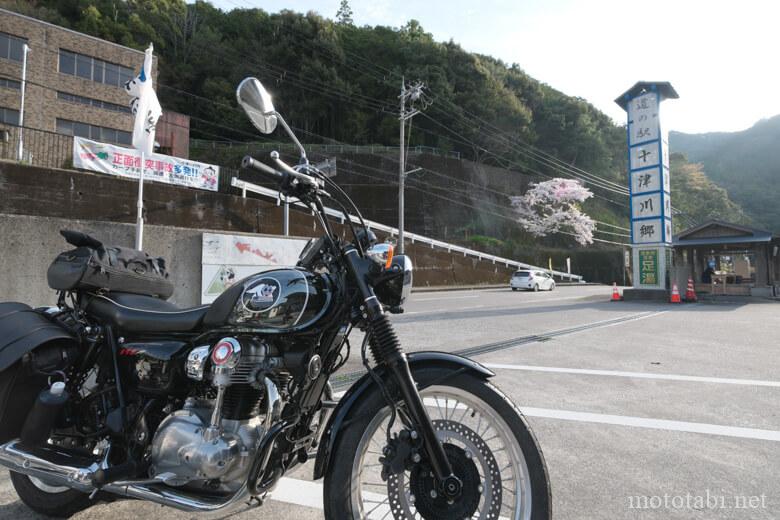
[242,153,325,193]
[270,152,323,189]
[241,155,285,181]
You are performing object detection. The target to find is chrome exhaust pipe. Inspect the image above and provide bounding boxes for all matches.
[0,439,100,493]
[0,439,254,514]
[103,481,253,513]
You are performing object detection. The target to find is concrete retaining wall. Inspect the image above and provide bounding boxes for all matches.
[0,214,205,308]
[0,161,518,307]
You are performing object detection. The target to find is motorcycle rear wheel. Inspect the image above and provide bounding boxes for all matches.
[9,471,91,518]
[323,368,551,519]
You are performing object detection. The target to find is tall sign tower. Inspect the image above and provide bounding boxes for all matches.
[615,82,679,292]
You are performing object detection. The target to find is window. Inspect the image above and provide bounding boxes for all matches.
[57,91,131,114]
[59,50,75,75]
[76,54,92,80]
[0,107,20,125]
[0,78,20,90]
[56,118,132,146]
[58,49,135,88]
[0,32,27,63]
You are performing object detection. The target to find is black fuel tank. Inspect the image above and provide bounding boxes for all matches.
[203,268,332,332]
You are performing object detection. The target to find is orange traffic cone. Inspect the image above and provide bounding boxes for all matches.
[611,282,622,302]
[685,278,697,302]
[670,282,682,303]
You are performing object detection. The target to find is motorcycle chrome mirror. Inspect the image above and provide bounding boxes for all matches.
[366,243,394,269]
[236,77,308,162]
[236,77,278,134]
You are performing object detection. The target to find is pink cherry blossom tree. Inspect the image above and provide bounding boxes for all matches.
[510,178,596,245]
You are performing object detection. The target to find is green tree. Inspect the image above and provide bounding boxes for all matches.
[335,0,353,25]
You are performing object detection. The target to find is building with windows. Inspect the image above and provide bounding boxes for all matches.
[0,8,189,163]
[673,220,779,297]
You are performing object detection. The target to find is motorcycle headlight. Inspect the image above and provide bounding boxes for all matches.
[373,255,413,310]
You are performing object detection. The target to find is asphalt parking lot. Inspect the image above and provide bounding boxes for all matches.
[2,285,779,519]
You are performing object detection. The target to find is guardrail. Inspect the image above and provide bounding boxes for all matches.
[192,139,462,160]
[231,177,584,282]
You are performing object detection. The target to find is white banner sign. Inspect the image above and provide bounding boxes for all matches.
[201,233,309,304]
[627,92,659,145]
[632,218,672,244]
[630,167,661,194]
[629,143,659,170]
[632,219,664,244]
[73,137,220,192]
[631,192,663,220]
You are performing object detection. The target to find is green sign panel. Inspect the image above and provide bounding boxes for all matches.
[639,249,658,285]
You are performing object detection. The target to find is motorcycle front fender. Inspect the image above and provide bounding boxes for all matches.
[312,351,494,480]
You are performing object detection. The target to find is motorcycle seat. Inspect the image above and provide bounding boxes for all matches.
[85,293,209,333]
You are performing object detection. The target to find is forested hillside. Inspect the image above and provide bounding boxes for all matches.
[671,116,780,232]
[3,0,748,248]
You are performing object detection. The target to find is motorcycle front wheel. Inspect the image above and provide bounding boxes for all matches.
[323,368,551,519]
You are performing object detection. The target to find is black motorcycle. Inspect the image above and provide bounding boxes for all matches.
[0,77,550,519]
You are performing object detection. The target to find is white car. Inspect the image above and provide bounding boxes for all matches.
[510,270,556,292]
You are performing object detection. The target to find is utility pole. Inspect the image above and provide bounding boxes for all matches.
[398,77,426,254]
[17,43,29,162]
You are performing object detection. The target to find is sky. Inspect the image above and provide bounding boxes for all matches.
[209,0,780,134]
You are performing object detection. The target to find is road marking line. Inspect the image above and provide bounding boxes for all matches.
[484,364,780,388]
[413,295,481,302]
[404,295,595,315]
[556,310,668,338]
[520,407,780,442]
[270,477,323,509]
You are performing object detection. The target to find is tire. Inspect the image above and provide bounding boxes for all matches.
[511,288,518,291]
[533,284,539,292]
[9,471,92,518]
[549,283,555,291]
[324,368,551,519]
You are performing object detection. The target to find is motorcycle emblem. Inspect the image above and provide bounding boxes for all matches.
[241,278,281,312]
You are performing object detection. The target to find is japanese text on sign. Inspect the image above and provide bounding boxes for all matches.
[73,137,220,192]
[638,249,658,285]
[628,92,659,145]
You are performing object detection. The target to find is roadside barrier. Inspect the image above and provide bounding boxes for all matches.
[611,283,622,302]
[685,278,697,302]
[670,283,682,303]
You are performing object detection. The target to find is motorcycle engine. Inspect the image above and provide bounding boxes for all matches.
[149,338,287,493]
[149,399,263,492]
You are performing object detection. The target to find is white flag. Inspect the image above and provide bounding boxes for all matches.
[125,43,162,155]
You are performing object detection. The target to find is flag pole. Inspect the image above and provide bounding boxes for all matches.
[128,43,161,251]
[135,152,144,249]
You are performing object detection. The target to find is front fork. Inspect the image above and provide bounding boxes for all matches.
[343,248,463,499]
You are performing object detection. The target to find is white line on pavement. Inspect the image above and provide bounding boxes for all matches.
[271,477,323,509]
[413,294,481,302]
[558,310,668,337]
[484,364,780,388]
[520,407,780,442]
[403,295,595,316]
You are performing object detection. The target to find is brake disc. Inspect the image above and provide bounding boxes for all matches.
[385,420,503,520]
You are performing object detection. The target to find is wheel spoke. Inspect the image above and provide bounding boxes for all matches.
[353,385,533,520]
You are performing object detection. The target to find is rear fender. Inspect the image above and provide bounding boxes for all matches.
[312,351,494,480]
[0,303,76,372]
